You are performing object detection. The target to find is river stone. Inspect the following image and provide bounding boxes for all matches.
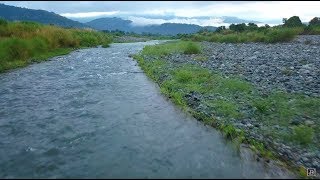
[305,120,315,126]
[290,118,302,125]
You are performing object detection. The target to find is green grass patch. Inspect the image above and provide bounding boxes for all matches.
[183,41,201,54]
[193,55,208,62]
[207,99,243,119]
[141,40,201,57]
[291,125,315,146]
[102,43,110,48]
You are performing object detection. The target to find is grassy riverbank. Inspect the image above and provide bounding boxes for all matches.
[134,40,320,178]
[180,25,320,44]
[0,19,112,73]
[181,27,304,43]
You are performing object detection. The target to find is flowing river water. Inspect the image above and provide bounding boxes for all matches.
[0,41,295,178]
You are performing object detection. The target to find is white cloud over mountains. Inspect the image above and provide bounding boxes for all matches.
[2,1,320,26]
[61,11,119,18]
[127,16,232,27]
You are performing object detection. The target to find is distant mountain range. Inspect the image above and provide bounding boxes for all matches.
[86,17,217,35]
[0,3,263,35]
[0,3,88,28]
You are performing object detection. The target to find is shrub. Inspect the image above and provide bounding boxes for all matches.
[265,28,298,43]
[309,17,320,26]
[175,69,193,83]
[102,43,110,48]
[291,125,314,145]
[252,98,273,114]
[0,18,8,26]
[183,42,201,54]
[283,16,304,27]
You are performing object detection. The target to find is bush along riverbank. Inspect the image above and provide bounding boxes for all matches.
[0,19,113,73]
[177,16,320,44]
[133,40,320,178]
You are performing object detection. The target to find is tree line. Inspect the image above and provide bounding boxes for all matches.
[214,16,320,33]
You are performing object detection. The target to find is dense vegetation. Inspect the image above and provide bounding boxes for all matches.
[103,29,174,40]
[178,16,320,43]
[0,19,112,72]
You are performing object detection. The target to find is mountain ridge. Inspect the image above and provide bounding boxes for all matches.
[0,3,88,28]
[86,17,217,35]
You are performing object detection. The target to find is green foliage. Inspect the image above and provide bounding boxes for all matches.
[252,98,273,114]
[303,25,320,35]
[265,28,302,43]
[220,78,253,93]
[188,27,301,43]
[283,16,303,27]
[0,38,31,61]
[102,43,110,48]
[309,17,320,26]
[229,23,247,32]
[193,55,208,62]
[0,18,8,26]
[291,125,314,146]
[182,16,320,43]
[247,139,274,159]
[0,21,113,72]
[209,99,243,119]
[215,26,226,33]
[175,68,194,83]
[141,41,201,57]
[221,124,238,139]
[183,42,201,54]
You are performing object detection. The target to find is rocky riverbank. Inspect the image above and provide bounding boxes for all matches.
[134,37,320,178]
[166,35,320,97]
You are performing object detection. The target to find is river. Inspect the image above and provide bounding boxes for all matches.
[0,41,294,178]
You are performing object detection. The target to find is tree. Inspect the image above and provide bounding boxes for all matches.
[283,16,303,27]
[248,23,258,27]
[229,24,236,31]
[216,26,226,33]
[309,17,320,26]
[282,18,287,24]
[229,23,246,32]
[198,28,210,34]
[247,23,258,31]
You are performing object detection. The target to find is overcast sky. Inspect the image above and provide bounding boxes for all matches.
[2,1,319,26]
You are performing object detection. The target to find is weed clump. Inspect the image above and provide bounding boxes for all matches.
[291,125,314,146]
[183,42,201,54]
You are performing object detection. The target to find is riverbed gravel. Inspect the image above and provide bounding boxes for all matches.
[167,35,320,97]
[146,35,320,177]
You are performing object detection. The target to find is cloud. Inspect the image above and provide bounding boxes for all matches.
[61,11,119,18]
[127,16,231,27]
[2,1,320,25]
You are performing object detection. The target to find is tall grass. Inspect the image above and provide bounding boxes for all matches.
[0,19,112,72]
[141,40,201,56]
[187,27,304,43]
